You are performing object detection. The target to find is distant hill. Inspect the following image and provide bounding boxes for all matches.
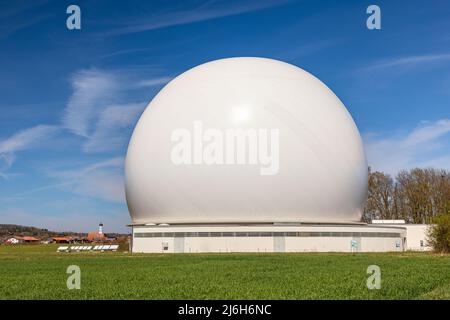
[0,224,83,239]
[0,224,129,240]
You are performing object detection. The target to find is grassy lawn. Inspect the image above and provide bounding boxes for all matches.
[0,244,449,300]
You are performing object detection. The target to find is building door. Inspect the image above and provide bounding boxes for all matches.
[273,236,285,252]
[174,237,185,253]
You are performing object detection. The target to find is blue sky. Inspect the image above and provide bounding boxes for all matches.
[0,0,449,233]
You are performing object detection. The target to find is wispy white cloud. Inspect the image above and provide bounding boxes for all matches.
[18,157,126,203]
[51,157,126,203]
[53,157,124,178]
[62,70,119,137]
[0,82,115,169]
[72,170,125,203]
[0,153,15,168]
[60,68,163,153]
[106,0,291,35]
[61,69,168,144]
[404,119,450,145]
[0,0,52,38]
[0,68,165,206]
[364,119,450,175]
[0,124,58,154]
[0,171,21,181]
[0,0,50,19]
[0,13,51,39]
[277,39,342,61]
[363,53,450,72]
[99,48,154,59]
[83,102,146,153]
[135,76,173,88]
[0,124,59,167]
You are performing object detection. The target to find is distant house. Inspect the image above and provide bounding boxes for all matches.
[5,236,40,244]
[52,236,74,244]
[18,236,39,243]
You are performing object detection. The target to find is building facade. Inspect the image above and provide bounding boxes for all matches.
[131,224,409,253]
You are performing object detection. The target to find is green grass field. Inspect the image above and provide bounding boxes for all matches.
[0,244,449,300]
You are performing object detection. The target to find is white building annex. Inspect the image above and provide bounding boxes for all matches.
[125,57,430,253]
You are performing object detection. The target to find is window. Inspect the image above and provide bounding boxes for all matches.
[222,232,234,237]
[235,232,248,237]
[134,231,402,238]
[198,232,210,237]
[210,232,222,237]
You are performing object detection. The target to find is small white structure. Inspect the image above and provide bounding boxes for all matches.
[371,220,406,224]
[404,225,431,251]
[371,220,431,251]
[5,237,20,244]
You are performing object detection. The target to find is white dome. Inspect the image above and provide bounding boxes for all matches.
[125,57,368,224]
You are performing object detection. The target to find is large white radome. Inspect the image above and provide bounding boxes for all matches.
[125,57,368,224]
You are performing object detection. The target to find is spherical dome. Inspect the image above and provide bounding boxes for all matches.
[125,57,368,224]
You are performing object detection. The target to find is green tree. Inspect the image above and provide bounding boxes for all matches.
[428,214,450,253]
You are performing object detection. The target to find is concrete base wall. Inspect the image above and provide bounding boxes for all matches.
[132,224,406,253]
[403,224,431,251]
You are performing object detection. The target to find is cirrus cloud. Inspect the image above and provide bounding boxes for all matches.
[364,119,450,175]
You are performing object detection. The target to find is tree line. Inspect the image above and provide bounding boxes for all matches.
[363,168,450,224]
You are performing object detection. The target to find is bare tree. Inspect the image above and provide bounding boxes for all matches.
[363,168,394,222]
[395,168,449,224]
[364,167,449,223]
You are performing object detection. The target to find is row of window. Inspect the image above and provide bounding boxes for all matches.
[134,231,401,238]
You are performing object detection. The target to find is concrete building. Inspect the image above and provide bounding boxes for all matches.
[371,220,431,251]
[130,222,430,253]
[403,224,431,251]
[125,57,430,253]
[131,224,407,253]
[51,236,74,244]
